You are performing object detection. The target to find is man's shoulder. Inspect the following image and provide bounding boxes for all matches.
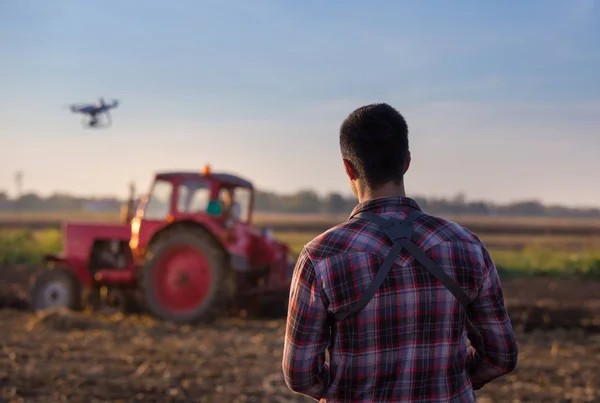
[302,218,367,261]
[416,212,485,248]
[302,211,486,261]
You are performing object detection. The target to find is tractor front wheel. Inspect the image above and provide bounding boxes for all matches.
[31,268,82,312]
[140,232,231,324]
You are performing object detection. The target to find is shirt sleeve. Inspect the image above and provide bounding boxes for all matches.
[282,248,331,400]
[466,244,519,389]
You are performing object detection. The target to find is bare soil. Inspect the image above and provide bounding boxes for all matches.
[0,266,599,403]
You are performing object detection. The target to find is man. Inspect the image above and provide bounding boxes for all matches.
[282,103,518,402]
[220,188,234,217]
[219,187,238,228]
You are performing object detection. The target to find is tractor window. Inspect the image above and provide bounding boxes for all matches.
[144,179,173,220]
[232,187,252,222]
[177,180,211,213]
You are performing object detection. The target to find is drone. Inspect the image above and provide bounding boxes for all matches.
[65,97,120,129]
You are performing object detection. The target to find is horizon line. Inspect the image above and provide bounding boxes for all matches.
[3,187,599,211]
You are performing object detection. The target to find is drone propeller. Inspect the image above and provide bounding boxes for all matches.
[96,97,119,107]
[62,102,87,110]
[62,104,80,113]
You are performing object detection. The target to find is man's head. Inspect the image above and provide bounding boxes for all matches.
[339,103,411,199]
[221,188,232,207]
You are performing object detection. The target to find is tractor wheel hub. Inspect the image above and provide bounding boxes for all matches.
[151,244,212,315]
[40,281,70,308]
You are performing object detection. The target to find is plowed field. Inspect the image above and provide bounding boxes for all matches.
[0,265,598,403]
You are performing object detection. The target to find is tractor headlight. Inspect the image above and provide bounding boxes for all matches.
[130,217,141,250]
[131,217,141,235]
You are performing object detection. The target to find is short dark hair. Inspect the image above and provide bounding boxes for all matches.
[339,103,409,190]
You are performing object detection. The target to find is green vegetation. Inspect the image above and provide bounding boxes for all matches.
[278,232,600,279]
[492,247,600,279]
[0,229,62,265]
[1,229,599,279]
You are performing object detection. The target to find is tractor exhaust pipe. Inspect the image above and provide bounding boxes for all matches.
[120,182,137,224]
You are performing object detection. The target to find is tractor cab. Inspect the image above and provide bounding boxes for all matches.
[129,165,255,259]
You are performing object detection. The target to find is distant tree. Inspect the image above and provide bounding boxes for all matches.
[468,201,491,215]
[452,192,467,206]
[45,193,86,211]
[0,188,598,218]
[0,191,10,210]
[16,193,43,210]
[412,196,429,211]
[502,201,545,216]
[254,190,283,212]
[286,189,320,213]
[325,192,346,214]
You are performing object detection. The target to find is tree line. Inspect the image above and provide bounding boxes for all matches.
[0,189,599,218]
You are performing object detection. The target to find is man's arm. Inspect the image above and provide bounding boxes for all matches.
[282,248,331,400]
[466,244,518,389]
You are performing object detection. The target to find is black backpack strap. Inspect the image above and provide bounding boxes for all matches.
[331,210,421,322]
[331,210,471,322]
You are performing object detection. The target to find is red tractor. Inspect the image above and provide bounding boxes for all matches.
[31,165,296,324]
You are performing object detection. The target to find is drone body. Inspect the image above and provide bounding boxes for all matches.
[67,97,120,129]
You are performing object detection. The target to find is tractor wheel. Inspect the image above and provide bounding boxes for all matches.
[31,268,82,312]
[140,232,232,324]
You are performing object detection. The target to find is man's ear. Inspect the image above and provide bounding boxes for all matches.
[404,151,411,174]
[343,159,357,180]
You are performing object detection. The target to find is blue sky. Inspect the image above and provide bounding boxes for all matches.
[0,0,599,206]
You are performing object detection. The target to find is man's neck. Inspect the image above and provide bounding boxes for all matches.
[357,181,406,204]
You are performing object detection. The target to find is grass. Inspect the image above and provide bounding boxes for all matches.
[0,229,63,266]
[0,211,121,223]
[276,231,600,279]
[1,227,600,279]
[491,248,600,279]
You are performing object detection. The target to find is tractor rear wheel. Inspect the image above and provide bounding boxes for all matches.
[140,232,232,324]
[31,268,82,312]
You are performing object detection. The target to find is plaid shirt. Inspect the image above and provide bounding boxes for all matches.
[282,197,518,402]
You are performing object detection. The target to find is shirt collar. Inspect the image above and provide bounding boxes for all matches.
[349,196,422,219]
